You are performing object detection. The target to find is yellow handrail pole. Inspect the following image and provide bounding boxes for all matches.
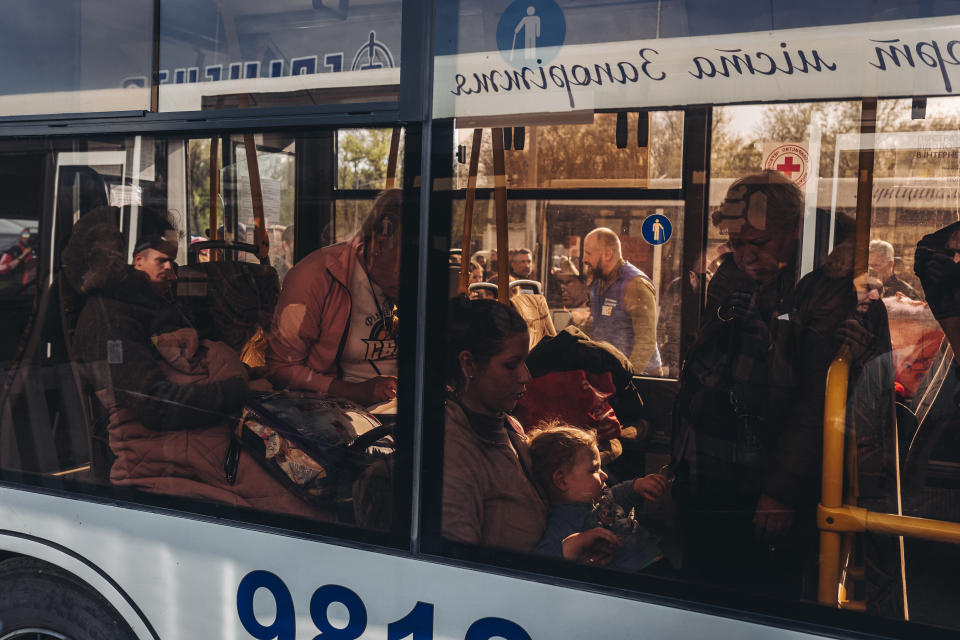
[819,354,850,606]
[458,129,482,295]
[386,126,401,191]
[492,127,510,304]
[820,504,960,545]
[208,137,220,262]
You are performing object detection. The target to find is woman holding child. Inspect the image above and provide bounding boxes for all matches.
[443,297,665,566]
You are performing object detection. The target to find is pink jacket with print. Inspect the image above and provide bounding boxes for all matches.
[266,238,361,394]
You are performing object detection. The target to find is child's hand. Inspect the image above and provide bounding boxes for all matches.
[633,473,668,502]
[561,527,621,567]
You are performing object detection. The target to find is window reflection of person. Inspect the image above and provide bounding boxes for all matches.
[0,228,38,294]
[869,239,921,300]
[267,190,400,408]
[675,171,806,593]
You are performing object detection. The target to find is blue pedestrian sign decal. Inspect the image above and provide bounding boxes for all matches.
[641,214,672,245]
[497,0,566,68]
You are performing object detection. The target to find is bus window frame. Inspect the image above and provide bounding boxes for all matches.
[0,121,424,554]
[0,0,958,632]
[413,105,960,640]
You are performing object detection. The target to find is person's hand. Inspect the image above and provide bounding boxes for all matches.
[753,493,794,542]
[19,247,32,260]
[717,290,758,322]
[633,473,668,502]
[837,317,880,368]
[330,376,398,406]
[561,527,621,567]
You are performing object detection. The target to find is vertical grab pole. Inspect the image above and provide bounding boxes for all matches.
[854,98,877,276]
[386,126,402,191]
[819,355,851,606]
[458,129,483,295]
[242,134,269,261]
[208,137,220,261]
[492,127,510,304]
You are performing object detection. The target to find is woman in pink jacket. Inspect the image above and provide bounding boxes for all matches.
[267,190,401,407]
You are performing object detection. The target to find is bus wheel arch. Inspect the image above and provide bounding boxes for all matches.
[0,534,157,640]
[0,556,139,640]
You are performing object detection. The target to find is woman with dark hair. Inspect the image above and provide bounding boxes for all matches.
[267,190,401,407]
[443,297,620,558]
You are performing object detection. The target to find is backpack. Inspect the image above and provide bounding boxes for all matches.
[226,392,394,510]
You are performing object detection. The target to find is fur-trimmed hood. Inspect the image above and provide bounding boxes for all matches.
[61,205,146,297]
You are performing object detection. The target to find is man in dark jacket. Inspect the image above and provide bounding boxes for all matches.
[63,207,326,518]
[64,207,248,434]
[675,171,811,596]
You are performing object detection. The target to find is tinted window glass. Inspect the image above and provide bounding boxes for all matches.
[159,0,402,111]
[0,128,408,539]
[0,0,152,115]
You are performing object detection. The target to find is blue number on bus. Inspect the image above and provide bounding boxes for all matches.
[387,601,434,640]
[310,584,368,640]
[237,570,296,640]
[465,617,532,640]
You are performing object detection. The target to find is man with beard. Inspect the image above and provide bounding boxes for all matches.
[582,228,661,375]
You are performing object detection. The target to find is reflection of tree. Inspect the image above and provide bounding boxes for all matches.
[711,100,960,180]
[461,112,685,188]
[187,138,213,236]
[338,129,404,190]
[712,102,864,178]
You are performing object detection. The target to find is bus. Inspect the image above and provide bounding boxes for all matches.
[1,1,960,638]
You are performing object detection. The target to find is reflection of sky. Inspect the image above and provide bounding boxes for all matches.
[0,0,404,97]
[437,0,960,56]
[0,0,152,95]
[160,0,403,75]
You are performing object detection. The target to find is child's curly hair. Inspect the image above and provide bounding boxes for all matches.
[527,421,598,498]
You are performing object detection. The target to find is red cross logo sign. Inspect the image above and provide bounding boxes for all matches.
[762,143,809,186]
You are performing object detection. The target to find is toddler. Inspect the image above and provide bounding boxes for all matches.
[529,422,666,571]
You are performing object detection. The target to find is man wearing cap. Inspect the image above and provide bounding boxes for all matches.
[675,171,808,592]
[582,228,661,375]
[133,220,179,294]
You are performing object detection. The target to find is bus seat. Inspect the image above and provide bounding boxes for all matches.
[468,282,498,300]
[57,269,115,482]
[176,260,280,369]
[510,293,556,350]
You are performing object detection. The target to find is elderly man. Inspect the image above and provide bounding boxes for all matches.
[581,228,661,375]
[869,239,920,300]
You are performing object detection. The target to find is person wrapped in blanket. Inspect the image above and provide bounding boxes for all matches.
[267,189,400,410]
[63,205,330,520]
[529,422,666,570]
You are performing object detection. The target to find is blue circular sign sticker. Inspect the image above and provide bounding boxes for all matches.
[496,0,566,68]
[641,214,672,246]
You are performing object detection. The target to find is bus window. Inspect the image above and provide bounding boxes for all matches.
[440,112,686,566]
[0,147,45,400]
[0,128,408,538]
[438,99,960,630]
[866,96,960,629]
